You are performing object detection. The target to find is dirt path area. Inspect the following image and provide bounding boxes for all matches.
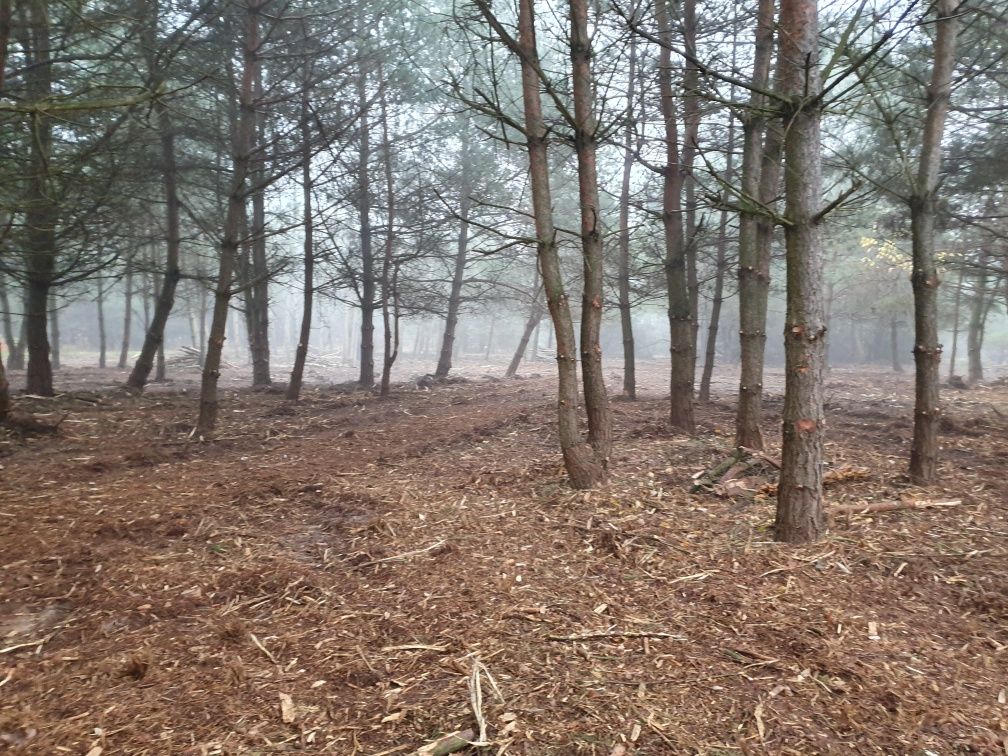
[1,365,1007,754]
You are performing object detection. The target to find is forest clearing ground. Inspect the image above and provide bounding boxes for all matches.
[1,362,1007,754]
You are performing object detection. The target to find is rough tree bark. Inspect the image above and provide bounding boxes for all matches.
[570,0,612,459]
[434,127,472,379]
[617,20,638,399]
[286,88,314,402]
[0,340,8,421]
[127,0,183,391]
[909,0,958,484]
[476,0,606,487]
[774,0,827,544]
[681,0,701,366]
[48,297,59,370]
[195,0,258,437]
[23,0,56,395]
[656,0,694,432]
[736,0,780,450]
[356,67,375,389]
[0,275,19,371]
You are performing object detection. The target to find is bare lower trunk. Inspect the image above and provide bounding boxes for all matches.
[379,72,397,397]
[286,92,314,402]
[0,341,9,420]
[774,0,827,544]
[910,0,958,484]
[947,267,964,379]
[23,0,55,395]
[48,297,60,370]
[127,0,182,390]
[506,283,543,379]
[119,261,133,368]
[656,0,694,433]
[195,0,258,437]
[357,68,375,389]
[967,249,987,385]
[617,25,638,400]
[0,275,18,371]
[890,316,902,373]
[478,0,606,487]
[735,0,778,450]
[699,113,736,403]
[435,146,472,379]
[97,287,107,368]
[570,0,612,459]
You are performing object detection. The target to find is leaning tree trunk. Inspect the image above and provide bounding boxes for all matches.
[617,21,638,399]
[127,0,182,390]
[570,0,612,459]
[506,281,544,379]
[774,0,827,544]
[434,134,472,379]
[736,0,780,450]
[356,67,375,389]
[966,248,988,386]
[656,0,694,433]
[286,89,314,402]
[22,0,55,396]
[909,0,958,484]
[195,0,258,437]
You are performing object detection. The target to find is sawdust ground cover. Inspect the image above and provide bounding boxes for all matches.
[1,362,1007,754]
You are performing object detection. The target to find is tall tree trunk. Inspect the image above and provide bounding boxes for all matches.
[890,316,902,373]
[48,296,60,370]
[97,286,107,368]
[286,89,314,402]
[736,0,780,450]
[119,260,134,368]
[505,282,543,379]
[699,120,735,403]
[909,0,958,484]
[196,0,258,437]
[127,0,182,390]
[247,63,271,386]
[681,0,701,367]
[379,72,397,397]
[570,0,612,459]
[967,248,988,385]
[656,0,694,432]
[0,340,9,421]
[0,275,18,371]
[947,266,964,379]
[617,17,638,399]
[23,0,55,395]
[774,0,827,544]
[477,0,606,487]
[434,131,472,379]
[484,318,494,360]
[357,67,375,388]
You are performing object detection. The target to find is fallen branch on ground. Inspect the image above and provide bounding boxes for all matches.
[831,499,961,515]
[548,630,685,642]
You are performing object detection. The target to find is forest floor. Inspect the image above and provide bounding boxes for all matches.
[1,360,1007,755]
